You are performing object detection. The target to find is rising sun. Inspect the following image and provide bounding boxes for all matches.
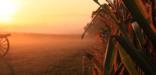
[0,0,20,23]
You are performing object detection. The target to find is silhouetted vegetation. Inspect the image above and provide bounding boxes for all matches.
[82,0,156,75]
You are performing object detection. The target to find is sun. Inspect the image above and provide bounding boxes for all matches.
[0,0,20,23]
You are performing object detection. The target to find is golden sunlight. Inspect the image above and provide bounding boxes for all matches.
[0,0,100,34]
[0,0,20,23]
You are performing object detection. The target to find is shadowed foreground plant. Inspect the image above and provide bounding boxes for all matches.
[82,0,156,75]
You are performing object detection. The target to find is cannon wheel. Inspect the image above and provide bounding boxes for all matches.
[0,37,9,57]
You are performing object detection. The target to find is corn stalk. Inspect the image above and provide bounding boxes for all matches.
[82,0,156,75]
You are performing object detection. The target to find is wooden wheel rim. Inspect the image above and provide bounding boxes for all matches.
[0,37,9,57]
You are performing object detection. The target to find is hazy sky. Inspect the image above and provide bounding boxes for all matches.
[0,0,105,34]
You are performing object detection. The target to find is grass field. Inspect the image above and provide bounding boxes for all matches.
[0,33,93,75]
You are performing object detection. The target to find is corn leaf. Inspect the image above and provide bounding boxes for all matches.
[131,23,144,49]
[81,6,102,39]
[114,63,124,75]
[122,0,156,45]
[103,37,115,75]
[93,0,101,6]
[115,35,156,75]
[101,4,128,35]
[119,47,139,75]
[151,0,156,27]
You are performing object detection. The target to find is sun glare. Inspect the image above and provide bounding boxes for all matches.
[0,0,20,23]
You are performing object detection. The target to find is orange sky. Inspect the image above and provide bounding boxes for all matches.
[0,0,105,34]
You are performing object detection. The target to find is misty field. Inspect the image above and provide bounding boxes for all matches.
[0,33,93,75]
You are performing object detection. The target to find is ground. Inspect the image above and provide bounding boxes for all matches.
[0,33,93,75]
